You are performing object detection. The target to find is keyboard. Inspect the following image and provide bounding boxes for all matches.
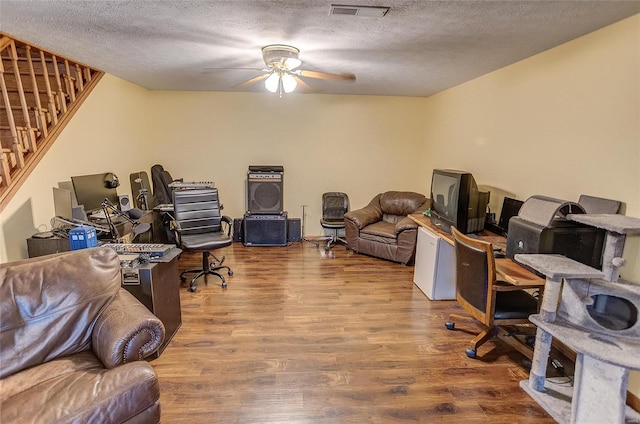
[168,181,214,189]
[102,243,173,257]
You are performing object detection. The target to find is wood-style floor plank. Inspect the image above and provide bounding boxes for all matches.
[151,241,556,423]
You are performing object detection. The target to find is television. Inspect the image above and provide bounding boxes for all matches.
[71,173,119,214]
[429,169,489,234]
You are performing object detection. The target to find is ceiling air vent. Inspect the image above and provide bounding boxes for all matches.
[329,4,390,17]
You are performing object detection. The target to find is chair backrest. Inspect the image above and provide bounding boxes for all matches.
[322,192,349,222]
[378,191,427,223]
[0,248,121,378]
[173,188,223,237]
[151,164,178,206]
[451,226,497,326]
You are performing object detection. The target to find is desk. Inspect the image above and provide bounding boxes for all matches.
[27,211,162,258]
[408,213,544,295]
[410,213,545,360]
[120,247,182,359]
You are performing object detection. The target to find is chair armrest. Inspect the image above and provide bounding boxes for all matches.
[344,205,382,229]
[394,216,418,234]
[92,289,165,368]
[222,215,233,236]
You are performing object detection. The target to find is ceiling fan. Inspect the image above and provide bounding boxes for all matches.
[230,45,356,96]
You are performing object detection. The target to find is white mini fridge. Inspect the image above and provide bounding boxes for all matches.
[413,226,456,300]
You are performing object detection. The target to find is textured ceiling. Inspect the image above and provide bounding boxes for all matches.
[1,1,638,97]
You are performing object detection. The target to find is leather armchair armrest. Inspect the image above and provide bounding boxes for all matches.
[92,289,165,368]
[344,205,382,230]
[395,216,418,234]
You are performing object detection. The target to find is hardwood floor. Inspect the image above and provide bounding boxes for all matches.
[151,241,557,423]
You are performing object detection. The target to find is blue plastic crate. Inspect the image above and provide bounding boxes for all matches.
[69,225,98,250]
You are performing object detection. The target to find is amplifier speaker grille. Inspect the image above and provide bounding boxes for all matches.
[243,213,287,246]
[247,172,283,214]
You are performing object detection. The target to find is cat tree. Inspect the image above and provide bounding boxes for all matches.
[516,213,640,423]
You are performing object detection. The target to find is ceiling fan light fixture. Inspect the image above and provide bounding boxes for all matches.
[265,72,280,92]
[262,45,300,68]
[284,57,302,70]
[281,73,297,93]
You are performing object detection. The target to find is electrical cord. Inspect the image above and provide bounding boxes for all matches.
[547,359,573,386]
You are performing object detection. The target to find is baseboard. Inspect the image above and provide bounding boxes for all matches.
[628,390,640,413]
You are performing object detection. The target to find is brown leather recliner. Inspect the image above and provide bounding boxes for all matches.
[344,191,428,265]
[0,247,165,424]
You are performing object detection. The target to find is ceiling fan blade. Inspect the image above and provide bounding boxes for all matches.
[234,73,269,89]
[293,75,313,92]
[298,70,356,82]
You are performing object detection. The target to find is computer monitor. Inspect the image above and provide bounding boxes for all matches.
[71,173,119,213]
[429,169,489,234]
[53,187,73,220]
[498,197,524,235]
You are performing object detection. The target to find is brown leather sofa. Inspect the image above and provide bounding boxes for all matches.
[344,191,428,265]
[0,247,165,424]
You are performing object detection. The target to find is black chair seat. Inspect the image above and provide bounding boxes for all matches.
[320,218,345,229]
[494,290,538,320]
[180,232,232,251]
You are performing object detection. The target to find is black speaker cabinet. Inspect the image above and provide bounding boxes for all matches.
[243,213,288,246]
[247,171,283,214]
[287,218,301,242]
[233,218,244,242]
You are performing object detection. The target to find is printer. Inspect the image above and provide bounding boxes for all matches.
[506,195,606,270]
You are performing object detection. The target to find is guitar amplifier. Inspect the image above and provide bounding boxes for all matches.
[247,169,283,214]
[243,213,288,246]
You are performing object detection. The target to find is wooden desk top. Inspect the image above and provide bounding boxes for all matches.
[409,213,544,288]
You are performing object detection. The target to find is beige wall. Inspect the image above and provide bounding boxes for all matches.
[419,14,640,395]
[0,12,638,397]
[145,91,427,235]
[0,81,426,261]
[0,76,153,261]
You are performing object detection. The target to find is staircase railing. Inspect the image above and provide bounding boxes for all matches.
[0,33,104,212]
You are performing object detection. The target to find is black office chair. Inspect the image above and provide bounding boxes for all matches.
[151,164,182,206]
[445,226,538,359]
[172,188,233,292]
[317,192,349,251]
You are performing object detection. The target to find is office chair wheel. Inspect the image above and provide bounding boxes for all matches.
[465,348,477,359]
[445,321,455,330]
[221,280,228,288]
[180,276,186,282]
[228,270,234,276]
[188,285,197,293]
